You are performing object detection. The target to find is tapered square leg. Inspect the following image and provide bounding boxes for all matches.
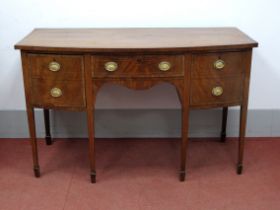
[87,107,96,183]
[21,52,41,179]
[26,106,40,179]
[221,107,228,142]
[237,105,247,175]
[177,57,191,182]
[90,171,96,183]
[45,136,52,145]
[237,164,243,175]
[179,171,186,181]
[236,50,252,175]
[85,55,97,183]
[179,105,190,182]
[34,166,41,177]
[43,109,52,145]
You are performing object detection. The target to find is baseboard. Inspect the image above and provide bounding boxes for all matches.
[0,109,278,138]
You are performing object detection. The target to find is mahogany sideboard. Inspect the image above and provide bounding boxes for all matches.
[15,28,258,183]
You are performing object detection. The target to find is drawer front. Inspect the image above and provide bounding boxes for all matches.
[30,54,83,80]
[31,79,85,108]
[191,52,245,78]
[190,77,243,106]
[92,55,184,78]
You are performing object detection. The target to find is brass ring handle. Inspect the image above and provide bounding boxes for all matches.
[104,62,118,72]
[214,59,225,70]
[48,61,61,72]
[212,86,223,96]
[50,87,62,98]
[158,61,171,71]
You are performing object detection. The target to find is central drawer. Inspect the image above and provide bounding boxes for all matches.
[92,55,184,78]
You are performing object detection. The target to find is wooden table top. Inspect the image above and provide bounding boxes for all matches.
[15,28,258,53]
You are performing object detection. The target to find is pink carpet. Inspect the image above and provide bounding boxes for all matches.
[0,138,279,210]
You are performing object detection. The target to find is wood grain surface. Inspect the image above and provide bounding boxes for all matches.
[92,55,184,78]
[15,28,258,53]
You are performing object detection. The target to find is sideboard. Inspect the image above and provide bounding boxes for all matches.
[15,28,258,183]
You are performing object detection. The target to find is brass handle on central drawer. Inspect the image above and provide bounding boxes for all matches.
[158,61,171,71]
[50,87,62,98]
[212,86,223,96]
[214,60,225,70]
[48,61,61,72]
[104,62,118,72]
